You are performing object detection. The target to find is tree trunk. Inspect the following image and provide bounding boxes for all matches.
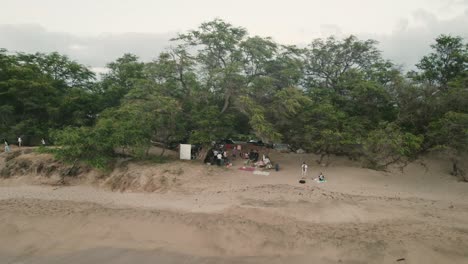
[198,146,209,161]
[221,92,231,114]
[452,161,458,176]
[317,152,326,165]
[450,159,466,181]
[145,146,150,157]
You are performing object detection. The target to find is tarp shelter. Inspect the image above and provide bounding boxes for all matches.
[180,144,191,160]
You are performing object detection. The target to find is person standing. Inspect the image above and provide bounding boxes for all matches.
[41,138,46,146]
[301,162,308,177]
[217,152,223,166]
[4,140,10,153]
[223,150,228,163]
[232,147,237,160]
[18,136,22,148]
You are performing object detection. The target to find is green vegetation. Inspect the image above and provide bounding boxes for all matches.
[1,20,466,176]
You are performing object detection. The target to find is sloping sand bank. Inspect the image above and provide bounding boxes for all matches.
[0,149,468,263]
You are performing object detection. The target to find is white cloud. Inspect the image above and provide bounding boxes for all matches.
[0,24,173,68]
[363,8,468,69]
[320,25,343,38]
[0,5,466,72]
[69,44,87,51]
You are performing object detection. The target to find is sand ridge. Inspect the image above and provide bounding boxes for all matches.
[0,148,468,263]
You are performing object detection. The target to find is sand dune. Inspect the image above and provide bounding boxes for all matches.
[0,149,468,263]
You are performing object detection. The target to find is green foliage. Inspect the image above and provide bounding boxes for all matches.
[238,96,282,142]
[428,112,468,154]
[50,71,187,166]
[188,105,236,144]
[175,19,248,114]
[334,70,396,126]
[1,20,467,174]
[96,107,152,158]
[99,53,146,108]
[363,123,423,170]
[0,49,98,144]
[428,112,468,177]
[427,112,468,177]
[52,126,114,169]
[303,35,395,90]
[411,35,467,89]
[289,102,362,159]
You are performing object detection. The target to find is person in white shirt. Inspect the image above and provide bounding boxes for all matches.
[301,162,308,176]
[4,140,10,152]
[18,137,22,148]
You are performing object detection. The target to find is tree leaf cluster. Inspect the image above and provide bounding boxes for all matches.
[1,21,466,174]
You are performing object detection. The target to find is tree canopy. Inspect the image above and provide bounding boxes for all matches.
[1,20,466,176]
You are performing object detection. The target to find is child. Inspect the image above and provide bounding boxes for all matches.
[318,172,325,182]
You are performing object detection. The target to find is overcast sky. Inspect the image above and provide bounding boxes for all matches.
[1,0,467,72]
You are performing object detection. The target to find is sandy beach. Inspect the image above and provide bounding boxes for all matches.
[1,149,468,263]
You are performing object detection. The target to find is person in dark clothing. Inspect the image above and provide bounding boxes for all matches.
[253,150,259,162]
[204,148,216,165]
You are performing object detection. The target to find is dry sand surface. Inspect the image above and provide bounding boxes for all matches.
[0,147,468,263]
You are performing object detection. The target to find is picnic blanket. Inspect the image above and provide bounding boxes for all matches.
[239,167,255,171]
[314,178,327,183]
[253,171,270,176]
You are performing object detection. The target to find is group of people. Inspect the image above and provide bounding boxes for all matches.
[205,145,275,169]
[206,148,231,166]
[246,149,260,162]
[301,162,325,182]
[3,137,21,153]
[240,149,276,170]
[3,137,47,153]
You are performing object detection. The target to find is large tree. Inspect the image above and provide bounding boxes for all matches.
[174,19,248,114]
[303,35,397,91]
[2,20,466,175]
[410,35,467,90]
[99,53,146,108]
[0,50,97,143]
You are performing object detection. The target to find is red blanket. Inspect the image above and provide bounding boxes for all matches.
[238,167,255,171]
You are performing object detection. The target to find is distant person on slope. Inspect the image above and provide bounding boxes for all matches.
[4,140,10,153]
[18,137,22,148]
